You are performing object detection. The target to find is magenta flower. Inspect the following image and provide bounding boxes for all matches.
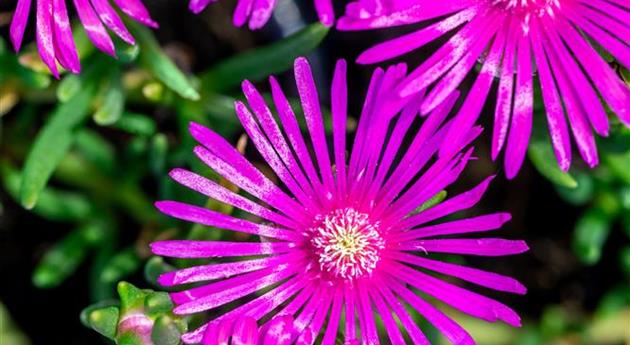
[187,0,334,29]
[338,0,630,178]
[202,315,302,344]
[151,57,528,344]
[10,0,157,77]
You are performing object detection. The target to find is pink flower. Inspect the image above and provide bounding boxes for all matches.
[338,0,630,178]
[187,0,334,29]
[151,57,528,344]
[202,315,300,344]
[10,0,157,77]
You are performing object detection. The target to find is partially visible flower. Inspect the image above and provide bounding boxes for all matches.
[10,0,158,77]
[187,0,334,29]
[152,57,527,344]
[338,0,630,178]
[202,315,300,344]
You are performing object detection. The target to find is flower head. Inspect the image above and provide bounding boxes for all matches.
[151,57,528,344]
[338,0,630,178]
[10,0,157,77]
[187,0,334,29]
[202,315,301,344]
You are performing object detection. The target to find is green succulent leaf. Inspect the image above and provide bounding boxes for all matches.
[129,21,200,101]
[528,133,577,189]
[572,207,612,265]
[33,223,104,288]
[200,23,329,92]
[19,61,105,209]
[94,68,125,125]
[81,302,120,340]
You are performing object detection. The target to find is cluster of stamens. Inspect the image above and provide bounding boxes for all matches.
[490,0,561,34]
[309,208,385,280]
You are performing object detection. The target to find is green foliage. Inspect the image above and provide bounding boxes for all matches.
[200,23,330,92]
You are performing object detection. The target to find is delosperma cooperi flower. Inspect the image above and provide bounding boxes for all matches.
[151,57,528,344]
[187,0,334,29]
[9,0,157,77]
[338,0,630,178]
[202,315,301,344]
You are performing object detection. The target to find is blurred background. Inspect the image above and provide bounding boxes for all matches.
[1,0,629,344]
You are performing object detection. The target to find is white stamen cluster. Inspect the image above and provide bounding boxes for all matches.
[491,0,561,34]
[310,208,385,280]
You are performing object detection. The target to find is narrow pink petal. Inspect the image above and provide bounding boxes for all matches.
[391,252,526,294]
[579,4,630,45]
[233,0,255,27]
[10,0,32,52]
[357,283,379,344]
[232,317,258,345]
[293,286,327,337]
[541,19,599,167]
[170,264,301,306]
[263,315,294,345]
[390,263,522,326]
[383,148,475,221]
[331,60,348,199]
[395,213,512,241]
[189,0,214,14]
[581,0,630,24]
[202,322,229,345]
[437,20,507,158]
[376,112,453,208]
[369,288,405,345]
[563,5,630,68]
[422,15,507,114]
[52,0,80,73]
[337,0,472,30]
[367,92,427,199]
[343,284,357,342]
[174,267,297,314]
[150,240,293,258]
[492,20,518,160]
[348,67,384,182]
[240,82,316,201]
[398,10,500,98]
[270,77,324,193]
[321,289,342,345]
[504,33,533,179]
[36,0,58,77]
[169,168,298,229]
[155,200,298,241]
[183,277,305,344]
[248,0,276,29]
[530,20,571,171]
[540,19,609,137]
[277,282,315,315]
[234,100,317,211]
[189,123,306,220]
[112,0,158,28]
[73,0,116,57]
[402,175,494,228]
[158,254,295,286]
[356,8,475,64]
[91,0,135,45]
[314,0,334,26]
[401,238,529,256]
[373,279,429,345]
[388,278,476,344]
[294,57,335,192]
[555,17,630,127]
[296,290,332,345]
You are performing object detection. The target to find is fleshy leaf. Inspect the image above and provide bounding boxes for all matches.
[128,21,199,100]
[200,23,329,92]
